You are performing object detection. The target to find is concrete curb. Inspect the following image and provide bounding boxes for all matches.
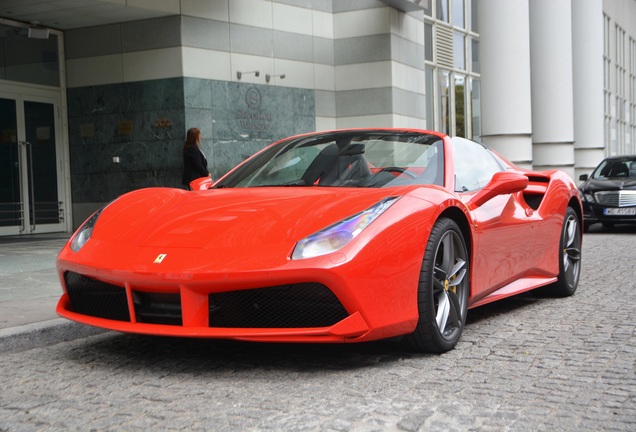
[0,318,107,354]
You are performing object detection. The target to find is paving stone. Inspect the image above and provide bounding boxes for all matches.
[0,230,635,430]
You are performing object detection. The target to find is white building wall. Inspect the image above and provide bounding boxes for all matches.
[478,0,533,169]
[53,0,636,173]
[602,0,636,158]
[529,0,575,178]
[333,5,426,129]
[572,0,605,180]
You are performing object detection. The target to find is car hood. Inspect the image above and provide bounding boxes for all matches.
[92,187,407,251]
[581,178,636,191]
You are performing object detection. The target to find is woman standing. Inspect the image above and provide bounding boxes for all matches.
[181,127,211,189]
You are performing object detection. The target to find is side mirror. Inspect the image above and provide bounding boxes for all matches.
[579,174,589,181]
[467,172,528,210]
[189,176,213,191]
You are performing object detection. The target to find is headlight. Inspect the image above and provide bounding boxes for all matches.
[292,197,399,259]
[70,208,103,252]
[583,193,595,203]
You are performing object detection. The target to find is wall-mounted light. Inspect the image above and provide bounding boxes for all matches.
[28,21,49,39]
[265,74,286,83]
[237,70,260,80]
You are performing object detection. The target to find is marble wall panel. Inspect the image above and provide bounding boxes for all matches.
[68,78,187,202]
[202,79,316,177]
[67,77,316,202]
[184,78,214,109]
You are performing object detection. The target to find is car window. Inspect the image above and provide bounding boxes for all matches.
[219,131,445,188]
[592,158,636,179]
[251,145,322,185]
[451,137,505,192]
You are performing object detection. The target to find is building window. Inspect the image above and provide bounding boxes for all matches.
[453,32,465,69]
[437,0,449,22]
[454,76,466,138]
[439,70,451,134]
[426,67,435,130]
[0,26,60,87]
[603,14,612,155]
[468,0,478,33]
[425,23,433,61]
[628,36,636,155]
[616,25,627,155]
[471,38,480,73]
[452,0,464,28]
[425,0,480,139]
[471,78,481,140]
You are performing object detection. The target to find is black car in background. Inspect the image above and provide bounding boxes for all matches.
[579,156,636,231]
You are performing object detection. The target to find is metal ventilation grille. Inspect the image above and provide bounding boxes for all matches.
[64,272,130,322]
[435,24,454,68]
[595,190,636,207]
[208,283,349,328]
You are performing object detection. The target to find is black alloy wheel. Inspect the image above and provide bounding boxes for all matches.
[551,207,582,297]
[404,217,469,353]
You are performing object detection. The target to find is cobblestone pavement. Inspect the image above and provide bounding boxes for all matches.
[1,228,635,431]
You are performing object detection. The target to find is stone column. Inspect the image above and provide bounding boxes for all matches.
[478,0,533,169]
[572,0,605,179]
[529,0,575,178]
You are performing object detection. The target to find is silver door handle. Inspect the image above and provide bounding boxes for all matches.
[16,141,27,232]
[20,141,37,232]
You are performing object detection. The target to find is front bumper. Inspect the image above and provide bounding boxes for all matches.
[56,270,371,342]
[55,242,421,343]
[582,201,636,226]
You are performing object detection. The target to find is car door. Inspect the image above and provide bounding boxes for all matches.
[450,138,539,298]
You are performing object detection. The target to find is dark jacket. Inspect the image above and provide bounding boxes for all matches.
[182,144,209,186]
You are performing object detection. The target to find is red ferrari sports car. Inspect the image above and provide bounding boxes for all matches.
[56,129,583,353]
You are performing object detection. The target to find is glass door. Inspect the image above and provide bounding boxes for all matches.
[0,94,66,235]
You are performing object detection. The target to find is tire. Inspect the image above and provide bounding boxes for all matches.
[550,207,582,297]
[403,218,469,353]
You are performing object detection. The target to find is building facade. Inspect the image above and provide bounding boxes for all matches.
[0,0,635,236]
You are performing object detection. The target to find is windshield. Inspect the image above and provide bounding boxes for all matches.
[592,157,636,179]
[216,131,445,188]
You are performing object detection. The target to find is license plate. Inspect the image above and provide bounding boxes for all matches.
[604,208,636,216]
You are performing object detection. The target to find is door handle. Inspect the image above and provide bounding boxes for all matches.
[16,141,27,232]
[20,141,37,232]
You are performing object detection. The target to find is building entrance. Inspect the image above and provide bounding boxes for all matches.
[0,90,68,236]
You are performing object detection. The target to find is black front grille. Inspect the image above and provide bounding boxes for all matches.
[64,272,130,322]
[209,283,349,328]
[65,272,349,329]
[133,291,182,325]
[595,190,636,207]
